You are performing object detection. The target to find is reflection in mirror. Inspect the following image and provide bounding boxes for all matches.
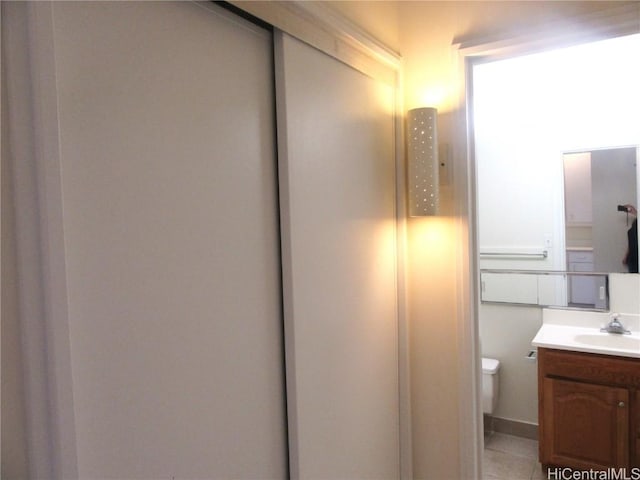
[564,147,638,275]
[480,270,608,310]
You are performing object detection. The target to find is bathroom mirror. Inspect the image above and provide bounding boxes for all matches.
[472,33,640,311]
[564,147,637,271]
[478,145,639,310]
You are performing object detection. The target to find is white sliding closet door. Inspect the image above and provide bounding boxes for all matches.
[42,2,286,477]
[275,33,400,479]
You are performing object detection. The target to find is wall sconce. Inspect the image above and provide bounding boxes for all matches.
[407,107,439,216]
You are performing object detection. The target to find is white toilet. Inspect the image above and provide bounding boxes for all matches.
[481,357,500,414]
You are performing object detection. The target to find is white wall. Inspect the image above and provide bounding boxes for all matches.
[473,58,564,272]
[407,218,461,478]
[479,305,541,424]
[610,273,640,314]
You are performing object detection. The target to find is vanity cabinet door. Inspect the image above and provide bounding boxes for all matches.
[635,390,640,468]
[541,377,629,470]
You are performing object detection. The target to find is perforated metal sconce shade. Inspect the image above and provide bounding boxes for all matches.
[407,107,439,216]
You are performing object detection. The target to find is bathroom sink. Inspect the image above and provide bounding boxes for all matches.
[573,333,640,350]
[533,310,640,358]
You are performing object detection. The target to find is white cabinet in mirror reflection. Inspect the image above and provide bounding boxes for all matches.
[567,250,596,307]
[564,152,592,225]
[480,271,570,307]
[479,270,609,310]
[481,273,538,305]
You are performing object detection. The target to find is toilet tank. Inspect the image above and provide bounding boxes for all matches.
[482,357,500,414]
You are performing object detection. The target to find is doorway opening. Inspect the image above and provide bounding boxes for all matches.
[467,31,640,478]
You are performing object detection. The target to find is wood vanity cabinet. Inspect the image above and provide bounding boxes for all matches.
[538,347,640,470]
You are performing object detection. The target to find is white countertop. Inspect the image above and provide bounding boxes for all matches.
[532,309,640,359]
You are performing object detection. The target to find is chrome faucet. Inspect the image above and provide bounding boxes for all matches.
[600,313,631,335]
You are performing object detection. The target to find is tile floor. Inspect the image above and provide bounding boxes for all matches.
[483,432,546,480]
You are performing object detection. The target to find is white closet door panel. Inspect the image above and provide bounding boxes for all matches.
[276,33,399,480]
[51,2,285,478]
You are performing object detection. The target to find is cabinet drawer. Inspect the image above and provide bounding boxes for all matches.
[539,348,640,388]
[567,250,593,263]
[568,262,593,273]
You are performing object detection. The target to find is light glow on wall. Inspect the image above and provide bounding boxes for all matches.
[409,217,456,264]
[416,86,449,112]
